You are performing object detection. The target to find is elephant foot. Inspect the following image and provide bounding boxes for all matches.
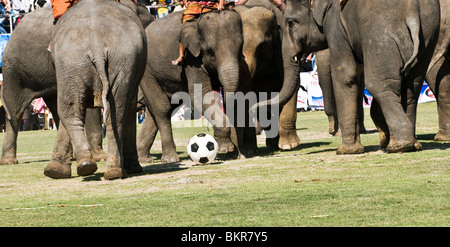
[76,158,98,176]
[278,130,300,150]
[161,152,180,163]
[379,131,389,149]
[0,156,18,165]
[265,135,279,150]
[224,149,246,160]
[241,145,258,157]
[138,154,154,164]
[434,131,450,142]
[92,148,107,162]
[44,160,72,179]
[104,167,127,180]
[386,138,420,153]
[336,143,364,155]
[124,161,143,174]
[217,139,235,153]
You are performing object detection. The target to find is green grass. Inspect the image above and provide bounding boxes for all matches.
[0,102,448,226]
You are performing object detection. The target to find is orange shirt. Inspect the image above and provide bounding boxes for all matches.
[50,0,121,21]
[50,0,78,20]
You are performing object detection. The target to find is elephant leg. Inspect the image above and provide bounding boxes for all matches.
[85,108,107,162]
[0,85,33,165]
[316,49,339,136]
[141,72,179,163]
[329,49,364,155]
[370,99,389,149]
[187,73,237,155]
[278,84,301,150]
[207,96,235,154]
[365,76,417,153]
[57,81,97,177]
[239,99,257,156]
[201,87,238,155]
[242,125,258,155]
[44,121,73,178]
[426,56,450,141]
[122,91,142,175]
[103,91,138,180]
[0,111,22,165]
[137,105,157,164]
[103,113,126,180]
[403,70,425,151]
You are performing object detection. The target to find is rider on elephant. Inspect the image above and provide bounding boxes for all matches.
[172,0,229,65]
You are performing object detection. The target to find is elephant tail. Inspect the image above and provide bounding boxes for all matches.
[91,49,111,125]
[401,7,420,78]
[427,21,450,75]
[0,84,12,121]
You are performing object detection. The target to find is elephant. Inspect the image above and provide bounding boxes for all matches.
[45,0,148,180]
[234,0,302,151]
[424,0,450,142]
[275,0,440,154]
[0,1,152,175]
[315,0,449,144]
[137,9,245,163]
[0,7,107,166]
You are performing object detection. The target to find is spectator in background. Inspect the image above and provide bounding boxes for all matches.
[33,97,46,130]
[173,0,184,12]
[11,0,28,14]
[13,9,24,26]
[1,0,11,13]
[0,0,10,33]
[0,8,7,34]
[21,103,32,131]
[137,109,145,124]
[35,0,50,9]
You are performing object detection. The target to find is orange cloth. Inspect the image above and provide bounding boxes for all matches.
[50,0,78,20]
[181,1,220,24]
[50,0,121,21]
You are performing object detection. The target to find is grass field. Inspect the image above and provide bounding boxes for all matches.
[0,102,448,227]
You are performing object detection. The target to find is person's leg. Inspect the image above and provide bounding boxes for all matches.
[172,42,185,65]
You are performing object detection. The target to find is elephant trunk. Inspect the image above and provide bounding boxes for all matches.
[218,61,240,93]
[250,35,301,113]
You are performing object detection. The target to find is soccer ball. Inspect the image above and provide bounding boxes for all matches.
[187,133,218,164]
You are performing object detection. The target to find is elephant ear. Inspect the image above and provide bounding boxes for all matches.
[135,3,153,28]
[180,20,202,58]
[312,0,331,27]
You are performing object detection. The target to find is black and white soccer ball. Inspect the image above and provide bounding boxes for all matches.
[187,133,218,164]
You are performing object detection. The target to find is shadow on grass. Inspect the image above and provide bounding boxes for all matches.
[361,129,379,135]
[417,134,450,151]
[139,163,188,176]
[254,141,333,156]
[81,163,190,181]
[23,159,51,164]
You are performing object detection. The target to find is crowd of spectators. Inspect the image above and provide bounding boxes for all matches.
[0,0,51,33]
